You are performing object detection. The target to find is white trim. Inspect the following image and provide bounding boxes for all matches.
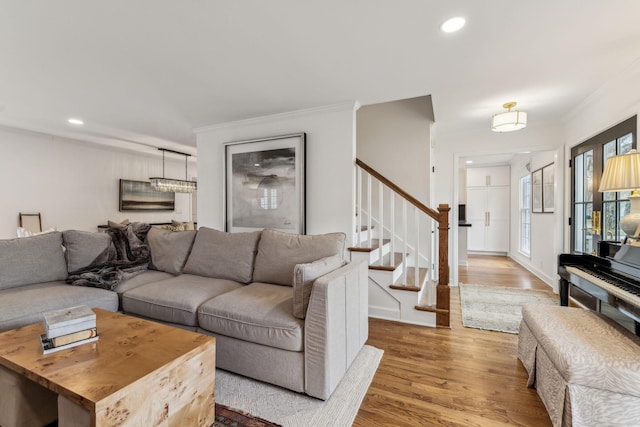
[194,101,360,133]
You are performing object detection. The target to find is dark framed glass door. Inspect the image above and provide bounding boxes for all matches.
[571,116,637,253]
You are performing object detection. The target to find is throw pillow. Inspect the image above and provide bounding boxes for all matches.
[159,223,186,232]
[62,230,115,272]
[172,220,196,231]
[147,228,197,275]
[107,219,130,229]
[252,229,346,286]
[292,255,345,319]
[182,227,261,283]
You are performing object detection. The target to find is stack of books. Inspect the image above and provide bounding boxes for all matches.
[40,305,98,354]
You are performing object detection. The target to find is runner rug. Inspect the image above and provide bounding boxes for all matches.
[214,345,383,427]
[459,283,557,334]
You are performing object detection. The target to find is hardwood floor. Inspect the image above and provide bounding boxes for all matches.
[353,255,554,426]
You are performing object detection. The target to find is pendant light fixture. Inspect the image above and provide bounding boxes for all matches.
[150,148,197,193]
[491,102,527,132]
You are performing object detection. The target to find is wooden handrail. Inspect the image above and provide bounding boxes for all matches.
[356,158,451,327]
[355,159,439,221]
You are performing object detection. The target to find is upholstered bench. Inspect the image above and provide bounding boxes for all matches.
[518,304,640,427]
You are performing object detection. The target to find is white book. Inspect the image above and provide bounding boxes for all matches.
[43,306,96,338]
[46,319,97,339]
[40,333,99,355]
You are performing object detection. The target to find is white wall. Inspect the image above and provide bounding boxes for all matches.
[433,125,565,285]
[509,150,563,290]
[0,126,195,239]
[356,96,433,203]
[195,102,358,243]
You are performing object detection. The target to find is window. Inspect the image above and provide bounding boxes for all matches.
[520,174,531,255]
[571,116,637,253]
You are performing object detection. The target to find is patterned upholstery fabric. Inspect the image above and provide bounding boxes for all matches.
[518,304,640,427]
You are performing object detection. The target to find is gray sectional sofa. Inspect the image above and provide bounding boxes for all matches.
[0,226,368,404]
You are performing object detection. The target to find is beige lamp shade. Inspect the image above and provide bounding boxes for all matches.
[599,149,640,237]
[599,149,640,192]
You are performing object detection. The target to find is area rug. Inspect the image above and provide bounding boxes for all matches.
[215,345,383,427]
[459,283,557,334]
[215,403,282,426]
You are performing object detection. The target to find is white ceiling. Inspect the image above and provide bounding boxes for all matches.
[1,1,639,155]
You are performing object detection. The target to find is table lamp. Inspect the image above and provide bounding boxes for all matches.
[599,149,640,237]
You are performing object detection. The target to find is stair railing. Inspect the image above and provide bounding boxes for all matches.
[355,158,451,327]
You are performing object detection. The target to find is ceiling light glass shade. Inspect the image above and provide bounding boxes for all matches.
[491,110,527,132]
[150,148,197,193]
[149,177,197,193]
[599,149,640,236]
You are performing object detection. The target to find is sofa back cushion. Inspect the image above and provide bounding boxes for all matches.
[252,229,346,286]
[0,232,68,290]
[62,230,114,272]
[147,228,197,275]
[182,227,261,283]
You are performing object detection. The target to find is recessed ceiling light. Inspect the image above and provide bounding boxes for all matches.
[68,118,84,125]
[466,160,473,164]
[441,17,466,33]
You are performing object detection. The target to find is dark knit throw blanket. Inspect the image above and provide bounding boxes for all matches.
[67,222,151,291]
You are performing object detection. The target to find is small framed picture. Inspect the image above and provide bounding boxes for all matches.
[532,168,543,213]
[542,163,555,213]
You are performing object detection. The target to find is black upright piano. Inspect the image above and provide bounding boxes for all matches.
[558,241,640,336]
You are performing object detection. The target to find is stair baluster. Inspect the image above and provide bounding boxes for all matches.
[351,158,450,327]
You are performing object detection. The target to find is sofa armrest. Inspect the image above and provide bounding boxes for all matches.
[304,259,368,400]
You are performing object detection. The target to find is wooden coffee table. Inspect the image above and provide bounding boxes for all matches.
[0,309,216,426]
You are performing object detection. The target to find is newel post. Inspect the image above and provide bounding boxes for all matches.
[436,204,451,327]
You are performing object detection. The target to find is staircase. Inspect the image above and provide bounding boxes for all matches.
[350,159,450,327]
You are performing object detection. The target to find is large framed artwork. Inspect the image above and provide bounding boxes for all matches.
[225,133,306,233]
[542,162,555,213]
[119,179,175,211]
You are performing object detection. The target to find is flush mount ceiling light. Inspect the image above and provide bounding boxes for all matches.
[491,102,527,132]
[67,118,84,125]
[441,17,466,33]
[149,148,197,193]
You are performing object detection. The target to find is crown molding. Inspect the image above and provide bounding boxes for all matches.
[194,101,360,134]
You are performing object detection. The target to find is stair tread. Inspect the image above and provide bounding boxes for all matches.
[348,238,390,252]
[392,267,428,289]
[414,305,449,315]
[369,252,404,271]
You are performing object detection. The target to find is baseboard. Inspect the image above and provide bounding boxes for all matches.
[509,255,556,291]
[368,306,400,321]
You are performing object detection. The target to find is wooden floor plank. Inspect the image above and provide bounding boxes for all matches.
[354,255,552,426]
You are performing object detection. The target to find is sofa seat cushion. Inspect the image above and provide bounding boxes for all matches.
[0,282,118,332]
[122,274,243,326]
[521,304,640,397]
[113,270,175,303]
[198,282,304,352]
[0,232,68,291]
[252,229,346,286]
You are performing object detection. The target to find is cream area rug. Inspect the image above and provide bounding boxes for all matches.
[459,283,558,334]
[215,345,383,427]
